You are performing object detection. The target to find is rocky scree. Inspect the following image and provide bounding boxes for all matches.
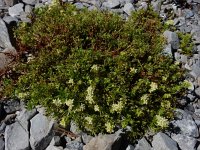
[0,0,200,150]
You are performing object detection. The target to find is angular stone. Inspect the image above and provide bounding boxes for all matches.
[0,0,4,6]
[152,132,178,150]
[25,5,33,13]
[173,119,199,138]
[102,0,120,9]
[30,113,54,150]
[4,99,21,114]
[195,87,200,98]
[65,141,83,150]
[83,131,123,150]
[0,138,5,150]
[4,0,17,6]
[8,3,24,17]
[163,30,180,50]
[49,136,61,146]
[16,108,37,132]
[134,137,152,150]
[5,122,29,150]
[171,134,197,150]
[123,3,135,15]
[46,145,64,150]
[3,16,18,24]
[126,145,134,150]
[0,18,13,49]
[81,133,93,144]
[22,0,37,5]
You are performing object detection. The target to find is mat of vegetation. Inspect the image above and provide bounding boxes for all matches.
[1,3,189,141]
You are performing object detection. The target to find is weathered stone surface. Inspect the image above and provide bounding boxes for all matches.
[5,122,29,150]
[46,145,64,150]
[195,87,200,98]
[134,137,152,150]
[102,0,120,9]
[126,145,134,150]
[173,119,199,138]
[0,19,13,49]
[8,3,24,17]
[16,108,37,132]
[4,99,21,114]
[3,16,18,24]
[30,113,54,150]
[49,136,61,146]
[22,0,37,5]
[152,132,178,150]
[0,47,17,76]
[65,141,83,150]
[4,0,16,6]
[83,131,123,150]
[123,3,135,15]
[163,30,180,49]
[0,138,5,150]
[171,134,197,150]
[81,133,93,144]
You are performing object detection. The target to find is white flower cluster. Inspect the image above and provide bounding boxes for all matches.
[130,67,137,73]
[155,115,169,128]
[149,82,158,93]
[105,122,114,133]
[17,92,28,99]
[140,94,149,105]
[94,105,100,112]
[52,98,62,106]
[68,78,74,85]
[65,99,74,111]
[85,116,93,125]
[91,64,98,72]
[111,100,124,113]
[86,85,95,104]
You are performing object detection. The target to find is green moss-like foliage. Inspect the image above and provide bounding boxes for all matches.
[2,4,188,140]
[177,32,194,55]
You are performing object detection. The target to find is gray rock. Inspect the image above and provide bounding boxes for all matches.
[193,0,200,3]
[81,133,93,144]
[22,0,37,5]
[163,44,172,55]
[173,119,199,138]
[0,18,13,49]
[0,0,4,6]
[4,0,16,6]
[171,134,197,150]
[65,141,83,150]
[0,138,5,150]
[134,137,152,150]
[123,3,135,15]
[151,0,162,13]
[184,9,194,19]
[180,54,187,64]
[152,132,178,150]
[8,3,24,17]
[5,122,29,150]
[102,0,120,9]
[46,145,64,150]
[16,108,37,132]
[3,16,18,24]
[49,136,61,146]
[25,5,33,13]
[70,121,82,135]
[195,87,200,98]
[163,30,180,50]
[83,131,123,150]
[30,113,54,150]
[126,145,134,150]
[74,2,84,9]
[4,99,21,114]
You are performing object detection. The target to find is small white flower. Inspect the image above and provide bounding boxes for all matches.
[140,94,149,104]
[105,122,114,133]
[86,85,95,104]
[68,78,74,85]
[85,116,93,125]
[65,99,74,111]
[94,105,100,112]
[155,115,169,128]
[53,98,62,106]
[130,67,137,73]
[149,82,158,93]
[111,101,124,113]
[91,64,98,71]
